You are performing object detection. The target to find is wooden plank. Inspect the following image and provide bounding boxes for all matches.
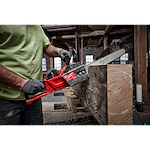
[134,25,148,102]
[72,64,133,125]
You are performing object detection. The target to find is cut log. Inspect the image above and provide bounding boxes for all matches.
[72,64,133,125]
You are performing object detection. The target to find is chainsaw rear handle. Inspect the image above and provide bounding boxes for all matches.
[64,55,70,66]
[46,68,60,79]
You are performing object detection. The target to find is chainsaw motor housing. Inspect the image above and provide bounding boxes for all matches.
[62,62,88,86]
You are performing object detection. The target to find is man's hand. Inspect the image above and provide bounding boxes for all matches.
[22,79,45,95]
[44,45,72,65]
[58,49,72,65]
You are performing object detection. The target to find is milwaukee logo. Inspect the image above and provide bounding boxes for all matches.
[63,71,78,81]
[64,72,74,80]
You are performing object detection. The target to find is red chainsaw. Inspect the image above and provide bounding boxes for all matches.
[26,49,88,105]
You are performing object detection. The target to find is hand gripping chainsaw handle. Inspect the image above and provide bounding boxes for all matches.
[26,49,88,105]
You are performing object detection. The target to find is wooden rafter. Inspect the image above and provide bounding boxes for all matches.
[97,25,114,47]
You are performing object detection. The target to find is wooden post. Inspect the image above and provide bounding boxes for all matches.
[81,31,83,64]
[50,57,53,69]
[148,26,150,80]
[75,32,78,51]
[104,36,108,50]
[72,64,133,125]
[134,25,148,102]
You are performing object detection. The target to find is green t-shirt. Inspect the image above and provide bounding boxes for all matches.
[0,25,50,100]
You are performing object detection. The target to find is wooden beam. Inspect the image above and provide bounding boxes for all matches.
[51,27,133,40]
[80,30,105,37]
[50,57,53,69]
[75,32,78,51]
[97,25,113,47]
[134,25,148,102]
[105,25,114,33]
[53,30,105,40]
[81,31,83,64]
[107,64,133,124]
[47,27,76,32]
[72,64,133,125]
[148,26,150,79]
[110,28,133,35]
[42,22,73,29]
[55,36,69,50]
[104,36,108,50]
[97,37,103,47]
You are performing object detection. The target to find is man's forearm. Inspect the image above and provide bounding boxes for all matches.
[44,44,72,66]
[44,44,61,57]
[0,64,27,90]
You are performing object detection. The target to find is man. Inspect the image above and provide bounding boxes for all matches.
[0,25,72,125]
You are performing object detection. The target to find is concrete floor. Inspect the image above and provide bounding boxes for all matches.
[41,90,99,125]
[42,89,150,125]
[133,92,150,125]
[42,90,65,102]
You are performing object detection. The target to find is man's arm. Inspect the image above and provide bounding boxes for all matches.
[44,44,72,65]
[0,44,59,92]
[44,44,61,57]
[0,44,71,95]
[0,64,28,90]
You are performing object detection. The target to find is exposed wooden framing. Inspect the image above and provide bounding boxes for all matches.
[81,31,83,64]
[105,25,114,33]
[47,27,76,32]
[42,22,73,29]
[97,25,113,47]
[56,36,69,50]
[110,28,133,35]
[75,32,78,51]
[50,57,53,69]
[80,30,105,37]
[62,35,75,39]
[54,28,133,40]
[148,26,150,78]
[104,36,108,50]
[97,37,103,47]
[134,25,148,102]
[54,30,105,39]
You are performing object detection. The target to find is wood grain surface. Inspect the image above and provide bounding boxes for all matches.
[107,64,133,125]
[72,64,133,125]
